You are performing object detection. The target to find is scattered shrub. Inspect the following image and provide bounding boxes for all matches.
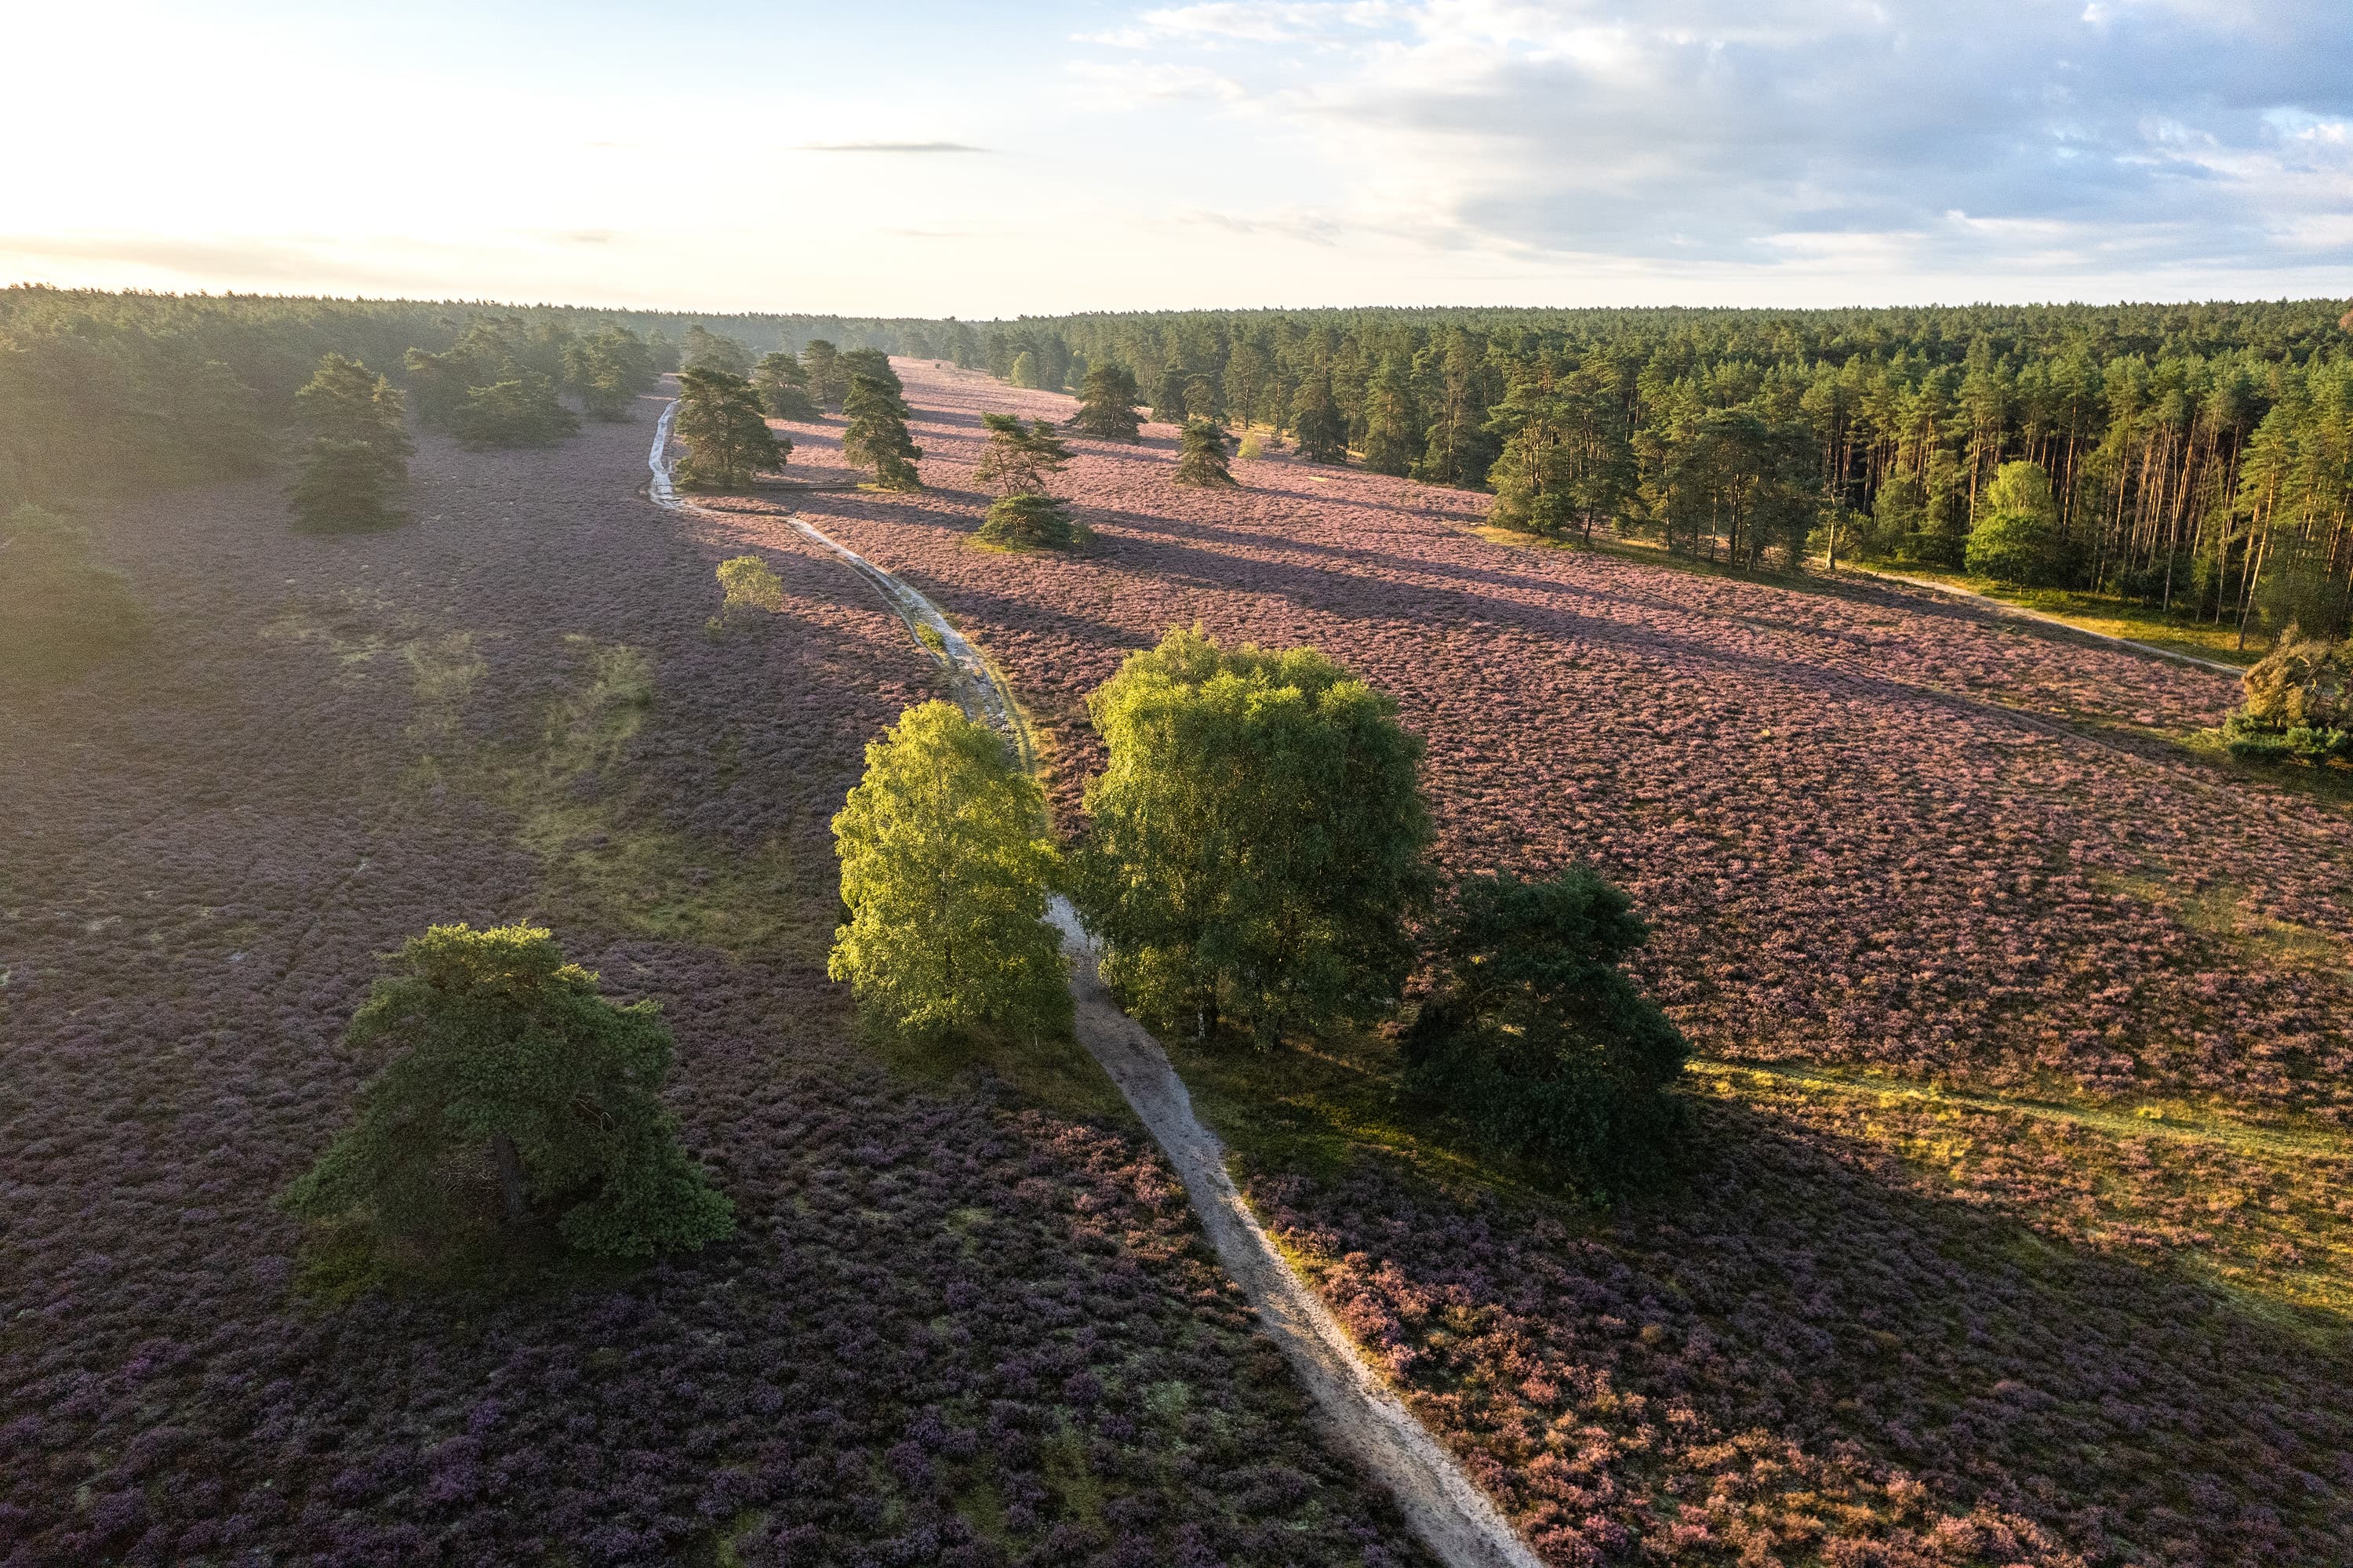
[1402,869,1688,1188]
[715,554,785,616]
[1075,626,1433,1046]
[979,492,1086,551]
[2221,628,2353,763]
[1237,432,1266,460]
[829,700,1071,1039]
[281,923,735,1260]
[0,504,143,674]
[973,413,1072,498]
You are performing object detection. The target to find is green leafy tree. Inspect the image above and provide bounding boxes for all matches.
[0,504,144,675]
[452,373,580,449]
[289,353,413,531]
[1291,371,1347,464]
[675,368,789,490]
[842,370,924,489]
[1173,418,1237,488]
[1402,871,1688,1188]
[1964,460,2067,586]
[980,491,1087,550]
[830,700,1071,1037]
[279,923,735,1259]
[682,324,751,377]
[1069,365,1144,441]
[973,413,1072,497]
[1008,350,1038,388]
[751,351,820,420]
[1074,627,1433,1046]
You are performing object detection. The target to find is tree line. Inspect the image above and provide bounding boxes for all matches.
[958,300,2353,638]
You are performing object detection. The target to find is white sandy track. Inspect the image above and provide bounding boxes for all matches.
[646,394,1544,1568]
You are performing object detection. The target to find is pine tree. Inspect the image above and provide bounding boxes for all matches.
[973,413,1072,497]
[1069,365,1144,441]
[289,353,413,531]
[1173,418,1237,488]
[1,504,144,675]
[751,351,819,420]
[1152,358,1191,424]
[451,373,579,449]
[1359,355,1417,476]
[1292,371,1347,464]
[280,923,735,1260]
[842,371,923,489]
[675,368,789,490]
[682,324,751,377]
[800,339,847,408]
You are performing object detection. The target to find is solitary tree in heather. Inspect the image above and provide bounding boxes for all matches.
[1403,869,1688,1188]
[1173,418,1237,488]
[1074,627,1432,1046]
[675,367,789,489]
[289,352,413,531]
[1069,364,1144,441]
[280,923,735,1259]
[842,369,924,489]
[973,413,1072,497]
[831,700,1070,1039]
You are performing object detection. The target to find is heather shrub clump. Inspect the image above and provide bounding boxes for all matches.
[1403,869,1688,1188]
[831,700,1071,1039]
[715,553,784,615]
[0,504,143,674]
[2222,627,2353,763]
[282,922,734,1260]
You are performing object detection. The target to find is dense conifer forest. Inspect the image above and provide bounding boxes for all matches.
[955,300,2353,636]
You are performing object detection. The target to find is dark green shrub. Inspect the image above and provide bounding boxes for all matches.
[1403,869,1687,1189]
[281,923,734,1261]
[978,492,1086,550]
[289,353,412,532]
[1173,419,1237,488]
[451,373,580,449]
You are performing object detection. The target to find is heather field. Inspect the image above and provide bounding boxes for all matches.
[10,359,2352,1568]
[680,360,2353,1566]
[0,405,1432,1565]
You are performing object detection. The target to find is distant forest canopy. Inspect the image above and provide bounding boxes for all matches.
[944,300,2353,636]
[0,285,942,510]
[10,286,2353,635]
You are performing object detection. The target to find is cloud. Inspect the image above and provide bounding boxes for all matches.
[1066,60,1250,108]
[1151,0,2353,277]
[793,140,991,154]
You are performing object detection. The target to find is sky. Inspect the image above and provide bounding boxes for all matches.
[6,0,2350,316]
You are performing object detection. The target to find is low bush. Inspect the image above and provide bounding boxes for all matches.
[1402,868,1688,1189]
[281,923,734,1261]
[978,491,1087,550]
[450,373,580,449]
[0,504,144,674]
[2222,628,2353,764]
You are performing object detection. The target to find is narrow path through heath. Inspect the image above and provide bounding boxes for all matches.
[647,396,1544,1568]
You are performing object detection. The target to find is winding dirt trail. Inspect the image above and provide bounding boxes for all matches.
[646,396,1544,1568]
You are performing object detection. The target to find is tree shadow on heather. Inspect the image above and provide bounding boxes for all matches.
[1242,1080,2353,1566]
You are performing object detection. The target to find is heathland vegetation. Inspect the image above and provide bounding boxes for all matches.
[9,308,2353,1566]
